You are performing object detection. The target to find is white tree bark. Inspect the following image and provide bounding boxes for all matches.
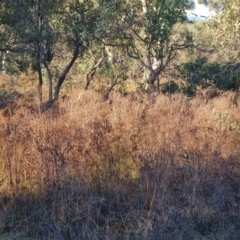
[140,0,161,91]
[1,51,7,74]
[141,0,148,13]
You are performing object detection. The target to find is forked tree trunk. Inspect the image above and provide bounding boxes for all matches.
[144,70,161,92]
[85,54,104,90]
[103,73,120,100]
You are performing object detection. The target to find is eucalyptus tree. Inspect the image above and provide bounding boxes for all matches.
[218,0,240,91]
[186,0,240,91]
[219,0,240,38]
[0,0,65,101]
[98,0,195,91]
[0,0,104,101]
[0,2,27,74]
[197,0,240,39]
[199,0,240,60]
[55,0,105,96]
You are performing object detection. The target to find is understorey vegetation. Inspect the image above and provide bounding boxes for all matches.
[0,88,240,239]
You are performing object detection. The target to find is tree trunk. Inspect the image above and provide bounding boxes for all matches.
[141,0,148,13]
[54,44,80,100]
[36,52,43,104]
[156,76,160,93]
[144,70,160,92]
[36,60,43,113]
[1,51,7,74]
[43,61,53,101]
[85,54,104,90]
[103,73,120,100]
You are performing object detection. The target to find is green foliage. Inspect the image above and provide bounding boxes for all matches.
[176,57,240,90]
[0,0,106,99]
[2,0,240,98]
[161,81,182,94]
[0,0,63,41]
[96,0,196,89]
[59,0,99,42]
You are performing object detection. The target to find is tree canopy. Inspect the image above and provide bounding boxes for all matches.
[1,0,240,99]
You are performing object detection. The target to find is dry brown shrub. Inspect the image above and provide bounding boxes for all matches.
[0,89,240,239]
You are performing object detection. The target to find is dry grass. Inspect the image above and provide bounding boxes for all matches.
[0,88,240,239]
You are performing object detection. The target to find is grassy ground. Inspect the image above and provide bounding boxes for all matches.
[0,75,240,239]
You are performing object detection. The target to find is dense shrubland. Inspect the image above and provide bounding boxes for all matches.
[0,87,240,239]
